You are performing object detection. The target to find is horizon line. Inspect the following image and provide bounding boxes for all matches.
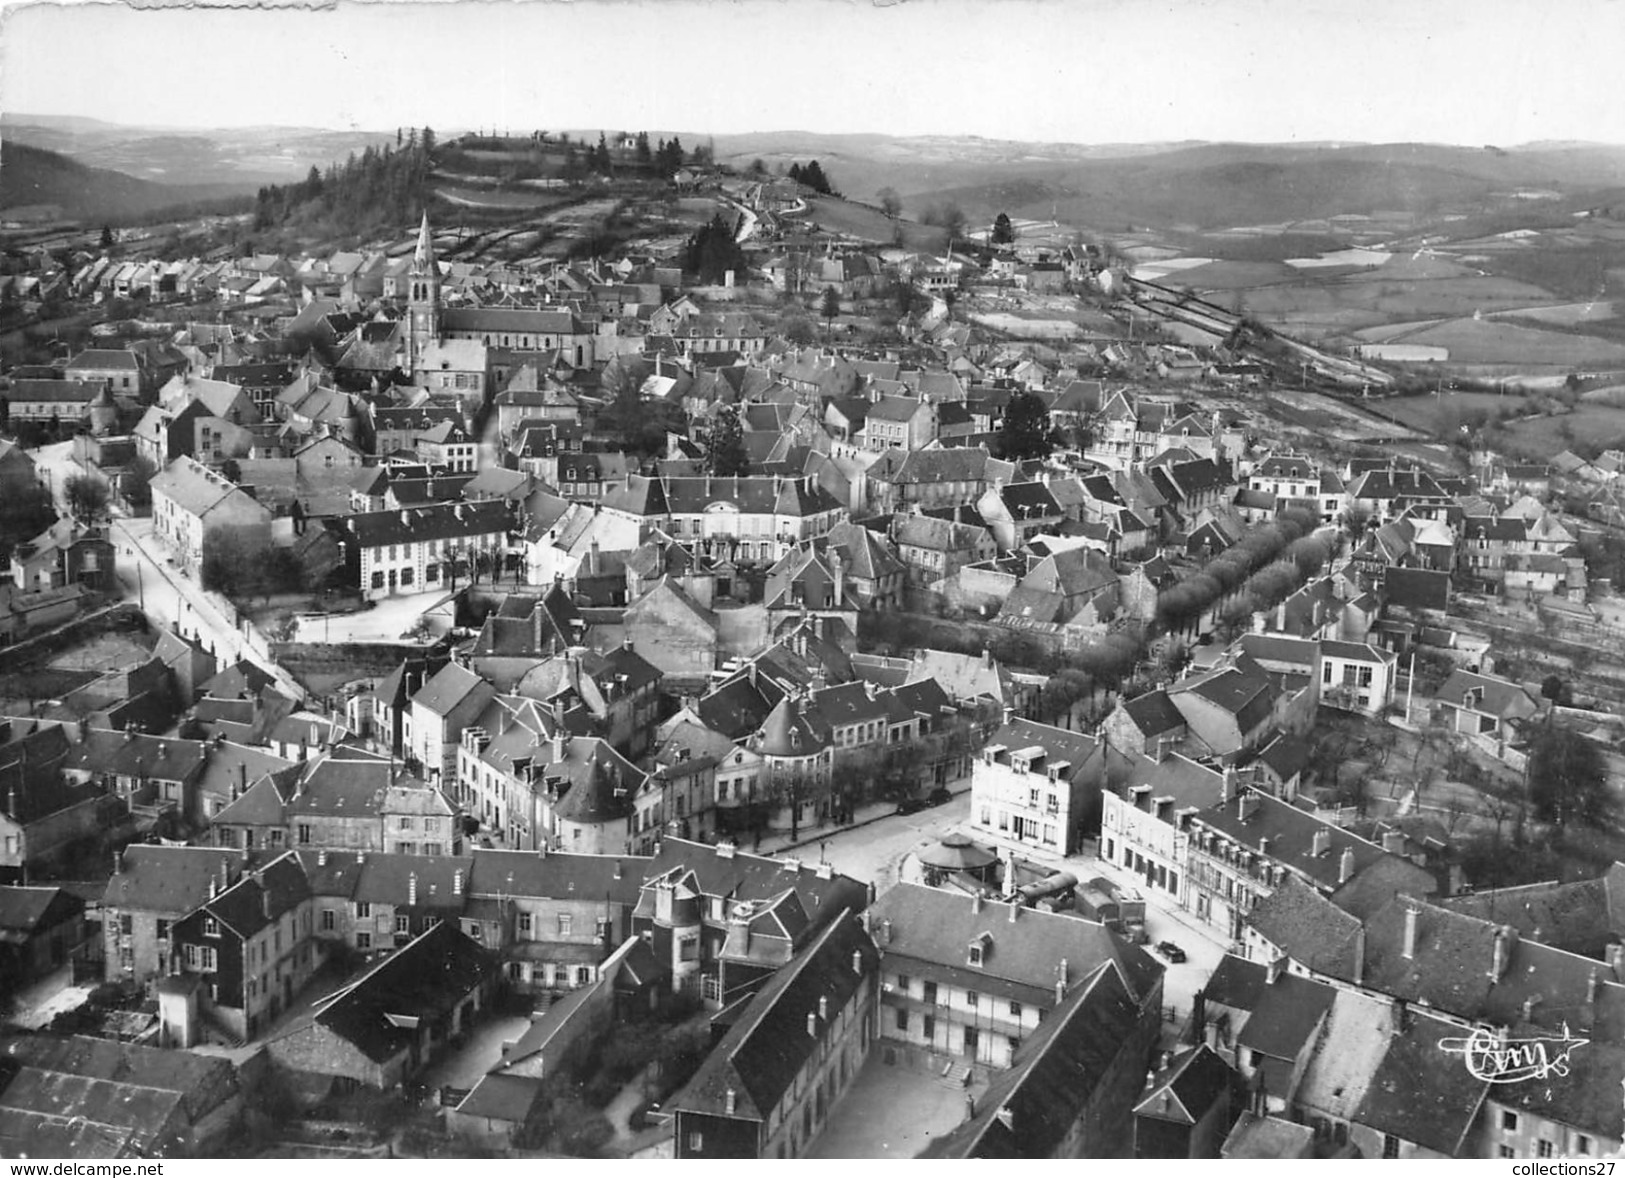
[3,113,1622,154]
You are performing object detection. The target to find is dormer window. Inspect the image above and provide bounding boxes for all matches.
[967,932,991,967]
[204,917,219,938]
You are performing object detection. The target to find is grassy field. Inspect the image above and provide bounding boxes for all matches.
[1378,390,1536,433]
[1489,300,1621,325]
[1504,407,1625,457]
[801,195,943,251]
[1395,317,1625,365]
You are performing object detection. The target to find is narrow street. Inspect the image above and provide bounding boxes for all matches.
[28,440,304,701]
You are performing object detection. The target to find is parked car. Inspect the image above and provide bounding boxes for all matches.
[895,797,929,815]
[927,787,953,806]
[1156,940,1187,963]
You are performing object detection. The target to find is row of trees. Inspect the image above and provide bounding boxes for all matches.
[1154,508,1321,629]
[253,127,436,236]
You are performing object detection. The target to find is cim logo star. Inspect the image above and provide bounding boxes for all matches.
[1437,1025,1588,1084]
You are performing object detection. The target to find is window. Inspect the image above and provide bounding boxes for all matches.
[1009,1000,1022,1018]
[204,917,219,938]
[371,571,385,590]
[424,818,438,834]
[968,943,984,967]
[119,914,133,936]
[357,932,371,950]
[395,915,410,934]
[1382,1135,1400,1160]
[355,902,371,919]
[183,943,198,968]
[1578,1137,1592,1155]
[966,990,979,1008]
[559,914,573,936]
[201,947,217,972]
[923,981,938,1005]
[1500,1147,1515,1159]
[922,1015,935,1041]
[895,1008,908,1032]
[518,913,533,935]
[1538,1141,1554,1159]
[401,566,414,586]
[576,966,592,985]
[320,909,335,932]
[1502,1111,1520,1133]
[896,973,911,991]
[688,1131,703,1152]
[298,824,311,845]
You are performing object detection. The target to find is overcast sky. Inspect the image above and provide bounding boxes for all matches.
[2,0,1622,145]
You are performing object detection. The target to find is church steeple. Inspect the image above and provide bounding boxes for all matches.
[407,210,440,371]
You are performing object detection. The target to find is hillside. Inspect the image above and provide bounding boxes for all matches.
[1,113,392,187]
[0,141,252,222]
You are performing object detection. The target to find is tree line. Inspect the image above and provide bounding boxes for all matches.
[1154,509,1322,630]
[252,127,437,236]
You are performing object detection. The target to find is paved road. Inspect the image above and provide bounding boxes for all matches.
[756,791,973,897]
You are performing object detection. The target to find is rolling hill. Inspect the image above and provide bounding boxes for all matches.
[0,141,253,222]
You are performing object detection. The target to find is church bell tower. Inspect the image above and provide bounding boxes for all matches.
[407,210,440,370]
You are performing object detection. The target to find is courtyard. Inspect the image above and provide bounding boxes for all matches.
[805,1051,987,1159]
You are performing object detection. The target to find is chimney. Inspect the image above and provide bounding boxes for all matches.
[220,859,230,891]
[552,734,566,762]
[1008,901,1019,923]
[1220,769,1234,804]
[724,1088,736,1116]
[852,949,863,976]
[1338,846,1355,884]
[261,887,272,920]
[1611,943,1625,983]
[1266,954,1285,985]
[1490,924,1515,981]
[1402,903,1419,960]
[408,871,419,907]
[318,847,328,866]
[1156,735,1173,763]
[1237,792,1255,822]
[1589,969,1601,1004]
[1144,1069,1157,1092]
[1522,996,1540,1023]
[972,891,982,914]
[806,1012,817,1037]
[880,919,892,946]
[112,848,123,876]
[982,646,993,669]
[1311,828,1331,857]
[819,996,828,1021]
[454,869,464,895]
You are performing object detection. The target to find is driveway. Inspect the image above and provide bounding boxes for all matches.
[417,1012,533,1093]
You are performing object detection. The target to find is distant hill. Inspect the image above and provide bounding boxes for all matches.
[711,133,1625,231]
[0,140,250,223]
[1,112,392,187]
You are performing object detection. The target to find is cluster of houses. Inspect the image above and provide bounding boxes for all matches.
[5,191,1625,1160]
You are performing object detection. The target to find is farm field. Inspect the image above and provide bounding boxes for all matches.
[433,185,561,209]
[1488,301,1621,325]
[800,196,942,250]
[1378,390,1536,433]
[1504,407,1625,458]
[1391,317,1625,365]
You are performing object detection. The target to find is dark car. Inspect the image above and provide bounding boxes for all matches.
[927,787,953,806]
[895,797,930,815]
[1156,940,1187,963]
